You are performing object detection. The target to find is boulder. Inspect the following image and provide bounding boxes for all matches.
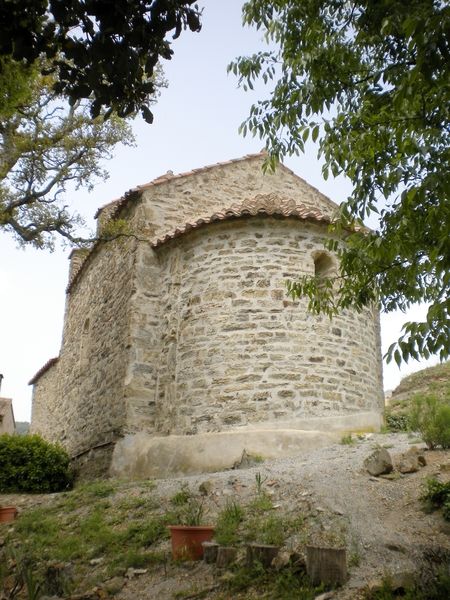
[364,448,393,476]
[232,449,262,469]
[271,551,292,571]
[125,568,147,578]
[198,479,215,496]
[397,446,426,473]
[103,577,125,595]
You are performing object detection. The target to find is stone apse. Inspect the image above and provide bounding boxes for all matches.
[30,152,384,478]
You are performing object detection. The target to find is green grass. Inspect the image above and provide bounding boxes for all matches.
[2,478,170,597]
[170,485,192,506]
[363,569,450,600]
[222,561,324,599]
[249,491,274,512]
[340,433,356,445]
[215,500,244,545]
[420,478,450,521]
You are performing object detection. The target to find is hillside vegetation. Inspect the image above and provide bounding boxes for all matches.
[1,433,450,600]
[388,362,450,414]
[0,363,449,599]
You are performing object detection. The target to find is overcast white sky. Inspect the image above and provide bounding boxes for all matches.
[0,1,440,422]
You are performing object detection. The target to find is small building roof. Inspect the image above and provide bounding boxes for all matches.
[29,357,59,385]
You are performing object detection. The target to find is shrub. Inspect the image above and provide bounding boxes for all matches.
[170,485,191,506]
[420,478,450,522]
[409,394,450,449]
[385,413,410,432]
[0,434,72,493]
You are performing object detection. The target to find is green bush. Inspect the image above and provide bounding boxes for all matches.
[0,434,72,493]
[409,394,450,449]
[420,478,450,522]
[385,413,410,432]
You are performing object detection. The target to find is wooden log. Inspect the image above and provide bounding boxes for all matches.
[306,545,347,586]
[216,546,238,568]
[202,541,219,564]
[246,544,280,569]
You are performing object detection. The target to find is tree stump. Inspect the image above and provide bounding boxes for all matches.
[216,546,238,568]
[306,545,347,586]
[202,541,219,564]
[246,544,280,569]
[45,562,72,596]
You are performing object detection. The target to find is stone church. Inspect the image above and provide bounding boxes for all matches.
[30,152,384,478]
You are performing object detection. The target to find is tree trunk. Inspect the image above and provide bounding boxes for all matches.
[202,541,219,564]
[216,546,238,568]
[246,544,280,568]
[306,545,347,586]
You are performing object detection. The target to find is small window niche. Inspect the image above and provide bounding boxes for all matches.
[313,252,336,289]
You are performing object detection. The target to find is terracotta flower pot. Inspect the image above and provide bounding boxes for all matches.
[0,506,18,523]
[168,525,215,560]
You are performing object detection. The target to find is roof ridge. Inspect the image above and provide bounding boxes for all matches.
[94,151,267,219]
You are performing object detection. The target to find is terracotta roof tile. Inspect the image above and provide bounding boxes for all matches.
[29,357,59,385]
[94,151,267,220]
[151,194,331,247]
[68,153,346,294]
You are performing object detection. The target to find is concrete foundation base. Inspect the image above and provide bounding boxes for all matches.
[110,411,382,479]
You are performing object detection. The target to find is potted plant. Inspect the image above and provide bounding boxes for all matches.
[168,495,214,560]
[0,506,18,523]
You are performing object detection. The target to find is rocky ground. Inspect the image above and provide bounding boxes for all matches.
[1,432,449,599]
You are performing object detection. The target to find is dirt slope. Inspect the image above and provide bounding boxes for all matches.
[1,433,449,599]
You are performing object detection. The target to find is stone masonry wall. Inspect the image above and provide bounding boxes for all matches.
[30,366,62,443]
[32,237,138,456]
[31,155,383,469]
[122,242,162,434]
[152,217,383,435]
[122,156,347,431]
[133,155,339,244]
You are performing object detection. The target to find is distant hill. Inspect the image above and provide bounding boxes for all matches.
[388,361,450,415]
[15,421,30,435]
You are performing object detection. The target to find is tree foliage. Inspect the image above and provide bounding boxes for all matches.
[230,0,450,364]
[0,0,201,122]
[0,58,139,249]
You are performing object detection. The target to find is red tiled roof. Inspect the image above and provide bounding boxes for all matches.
[151,194,331,247]
[67,153,343,294]
[29,357,59,385]
[94,151,268,220]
